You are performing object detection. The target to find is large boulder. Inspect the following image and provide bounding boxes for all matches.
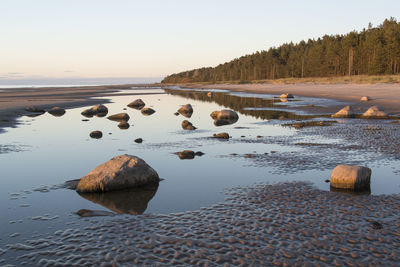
[331,106,355,118]
[107,113,130,122]
[141,107,156,116]
[330,164,371,190]
[76,155,159,193]
[362,106,388,119]
[182,120,197,130]
[178,104,193,118]
[128,99,145,110]
[48,107,66,117]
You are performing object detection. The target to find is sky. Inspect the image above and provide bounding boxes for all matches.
[0,0,399,81]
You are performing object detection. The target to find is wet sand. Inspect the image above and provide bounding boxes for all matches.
[3,182,400,266]
[182,83,400,115]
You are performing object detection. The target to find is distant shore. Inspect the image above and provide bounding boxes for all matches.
[0,84,160,132]
[179,82,400,115]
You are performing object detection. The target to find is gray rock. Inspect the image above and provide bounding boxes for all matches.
[182,120,196,130]
[362,106,388,118]
[127,99,145,110]
[330,164,371,190]
[141,107,156,116]
[48,107,66,117]
[107,113,130,122]
[331,106,355,118]
[76,154,159,193]
[90,131,103,139]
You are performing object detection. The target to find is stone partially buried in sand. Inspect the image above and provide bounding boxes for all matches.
[331,106,355,118]
[330,164,371,191]
[362,106,388,119]
[48,107,66,117]
[107,113,130,122]
[76,154,159,193]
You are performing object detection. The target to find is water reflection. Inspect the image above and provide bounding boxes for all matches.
[164,89,313,120]
[330,186,371,195]
[77,182,159,215]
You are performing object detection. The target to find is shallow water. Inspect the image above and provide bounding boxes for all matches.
[1,87,399,248]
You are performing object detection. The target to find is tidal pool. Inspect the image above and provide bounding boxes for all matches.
[1,87,399,251]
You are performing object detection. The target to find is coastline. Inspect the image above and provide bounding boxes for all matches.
[178,82,400,115]
[0,84,160,133]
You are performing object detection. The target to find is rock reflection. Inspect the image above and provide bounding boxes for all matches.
[214,118,238,126]
[330,186,371,195]
[77,182,159,215]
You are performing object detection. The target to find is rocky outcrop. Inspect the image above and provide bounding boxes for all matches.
[25,106,45,113]
[362,106,388,119]
[141,107,156,116]
[107,113,130,122]
[213,132,230,139]
[48,107,66,117]
[81,104,108,117]
[76,155,159,193]
[280,93,294,98]
[210,109,239,126]
[127,99,145,110]
[182,120,197,130]
[90,131,103,139]
[331,106,355,118]
[178,104,193,118]
[330,164,371,191]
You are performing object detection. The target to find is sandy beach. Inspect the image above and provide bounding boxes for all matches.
[183,83,400,115]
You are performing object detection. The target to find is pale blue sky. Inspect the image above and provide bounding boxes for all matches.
[0,0,398,79]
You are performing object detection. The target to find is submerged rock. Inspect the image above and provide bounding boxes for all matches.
[76,154,159,193]
[48,107,66,117]
[213,132,230,139]
[107,113,130,122]
[127,99,145,110]
[280,93,294,98]
[182,120,197,130]
[25,106,45,113]
[118,121,130,129]
[331,106,355,118]
[90,131,103,139]
[178,104,193,118]
[141,107,156,116]
[362,106,388,119]
[330,164,371,191]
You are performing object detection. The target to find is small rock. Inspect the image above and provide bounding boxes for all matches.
[207,92,213,97]
[330,164,371,190]
[48,107,66,117]
[331,106,355,118]
[370,221,383,230]
[90,131,103,139]
[178,104,193,118]
[25,106,45,113]
[127,99,145,110]
[182,120,196,130]
[178,150,195,160]
[280,93,294,98]
[324,179,330,183]
[361,96,371,101]
[134,138,143,143]
[362,106,388,119]
[108,113,130,122]
[195,151,205,156]
[118,121,130,129]
[141,107,156,116]
[174,112,180,116]
[213,132,230,139]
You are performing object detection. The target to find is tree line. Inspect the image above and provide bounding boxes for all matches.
[162,18,400,83]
